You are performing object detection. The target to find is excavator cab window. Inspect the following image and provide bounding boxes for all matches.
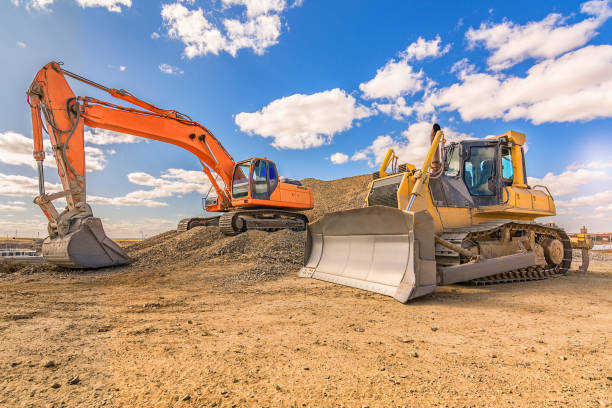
[251,160,279,200]
[232,162,250,198]
[464,146,496,196]
[253,160,268,195]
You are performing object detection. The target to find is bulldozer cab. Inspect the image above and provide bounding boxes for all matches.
[430,137,527,208]
[231,158,279,201]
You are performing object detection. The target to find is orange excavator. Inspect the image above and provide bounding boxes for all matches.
[27,61,313,269]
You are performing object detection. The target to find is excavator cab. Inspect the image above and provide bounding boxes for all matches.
[230,159,278,202]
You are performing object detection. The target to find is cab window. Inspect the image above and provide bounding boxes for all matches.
[232,162,250,198]
[252,160,268,195]
[501,146,513,182]
[464,146,496,196]
[444,145,460,177]
[268,162,278,192]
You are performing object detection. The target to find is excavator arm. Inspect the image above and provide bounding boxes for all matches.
[26,61,237,268]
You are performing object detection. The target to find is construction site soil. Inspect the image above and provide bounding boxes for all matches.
[1,174,611,407]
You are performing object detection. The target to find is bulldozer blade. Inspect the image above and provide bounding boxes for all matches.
[42,217,132,268]
[298,206,437,302]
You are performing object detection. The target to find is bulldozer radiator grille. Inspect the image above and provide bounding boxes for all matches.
[368,175,402,208]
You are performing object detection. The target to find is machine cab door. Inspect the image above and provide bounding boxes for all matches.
[250,159,279,200]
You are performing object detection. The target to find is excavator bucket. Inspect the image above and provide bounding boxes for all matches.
[42,217,132,268]
[298,206,438,302]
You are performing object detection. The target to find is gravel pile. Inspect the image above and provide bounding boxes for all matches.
[301,174,371,222]
[124,227,305,281]
[119,174,372,282]
[0,259,28,275]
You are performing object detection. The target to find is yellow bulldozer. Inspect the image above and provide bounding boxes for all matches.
[300,124,583,302]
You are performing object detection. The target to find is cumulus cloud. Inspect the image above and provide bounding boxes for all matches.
[557,189,612,210]
[161,0,293,58]
[467,0,612,70]
[13,0,131,12]
[11,0,53,11]
[400,35,451,61]
[0,204,27,211]
[158,63,184,75]
[16,41,27,48]
[528,167,610,196]
[359,59,424,100]
[329,152,349,165]
[75,0,131,12]
[85,128,142,145]
[422,45,612,124]
[89,168,213,207]
[0,166,211,209]
[235,88,373,149]
[351,121,472,168]
[222,0,286,18]
[0,130,119,172]
[0,173,62,198]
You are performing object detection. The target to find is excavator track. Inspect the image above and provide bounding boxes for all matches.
[219,209,308,236]
[177,216,220,232]
[437,220,572,285]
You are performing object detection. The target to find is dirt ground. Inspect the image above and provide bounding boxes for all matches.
[1,247,611,408]
[1,173,611,407]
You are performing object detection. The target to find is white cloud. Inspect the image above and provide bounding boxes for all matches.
[75,0,131,13]
[329,152,349,165]
[0,166,210,209]
[14,0,131,12]
[373,97,415,120]
[352,122,472,168]
[0,172,62,198]
[222,14,281,56]
[119,65,126,71]
[467,0,612,70]
[151,32,161,39]
[12,0,54,11]
[84,128,141,145]
[423,45,612,124]
[400,35,450,61]
[0,204,27,211]
[557,189,612,210]
[222,0,286,18]
[235,88,373,149]
[359,59,424,100]
[0,130,121,172]
[16,41,27,48]
[8,201,25,205]
[158,63,184,75]
[86,168,212,207]
[161,1,286,58]
[528,167,609,196]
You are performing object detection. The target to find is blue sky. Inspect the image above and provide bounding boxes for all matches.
[1,0,612,237]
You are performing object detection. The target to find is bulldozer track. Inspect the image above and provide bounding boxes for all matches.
[437,220,572,285]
